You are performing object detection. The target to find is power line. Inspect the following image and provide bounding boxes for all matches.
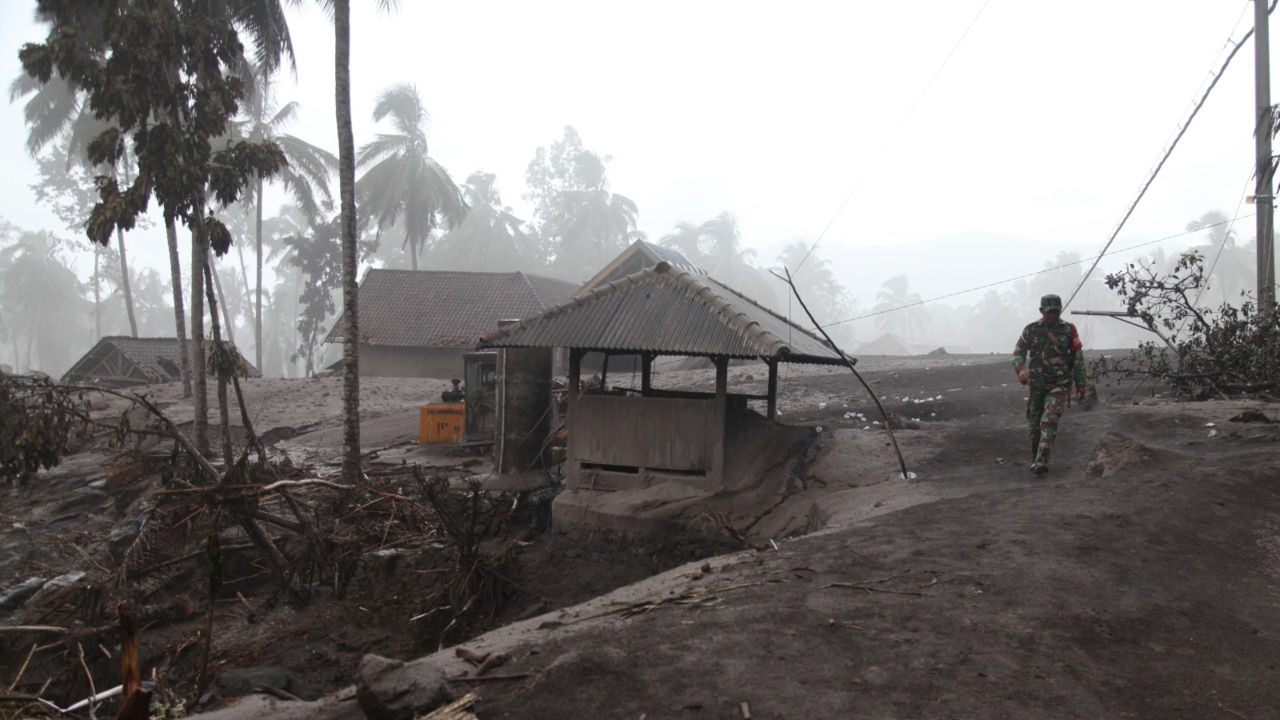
[826,215,1252,327]
[794,0,993,274]
[1064,0,1275,310]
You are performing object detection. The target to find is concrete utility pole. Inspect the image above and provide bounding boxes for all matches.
[1256,0,1277,316]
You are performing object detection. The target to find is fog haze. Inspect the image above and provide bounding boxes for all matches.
[1,1,1275,375]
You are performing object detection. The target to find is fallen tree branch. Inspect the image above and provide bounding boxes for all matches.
[446,674,532,684]
[772,268,911,480]
[0,626,68,634]
[822,582,932,597]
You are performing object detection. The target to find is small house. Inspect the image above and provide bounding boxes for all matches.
[325,269,579,378]
[61,337,259,387]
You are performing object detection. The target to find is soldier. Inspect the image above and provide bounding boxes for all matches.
[1013,293,1087,475]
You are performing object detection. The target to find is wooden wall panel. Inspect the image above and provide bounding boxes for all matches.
[571,395,717,471]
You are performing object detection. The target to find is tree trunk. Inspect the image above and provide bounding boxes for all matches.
[291,268,302,378]
[203,256,233,468]
[117,229,138,337]
[191,220,209,454]
[93,243,101,341]
[210,258,237,347]
[255,178,264,372]
[167,217,192,397]
[335,0,362,484]
[409,233,418,271]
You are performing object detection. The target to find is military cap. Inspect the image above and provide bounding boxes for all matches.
[1040,294,1063,310]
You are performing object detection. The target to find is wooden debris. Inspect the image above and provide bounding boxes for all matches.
[454,647,489,665]
[452,647,511,676]
[255,684,303,702]
[418,691,479,719]
[0,626,68,635]
[447,673,533,683]
[822,582,932,597]
[116,602,153,720]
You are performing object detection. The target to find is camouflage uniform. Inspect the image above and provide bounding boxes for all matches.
[1012,316,1085,469]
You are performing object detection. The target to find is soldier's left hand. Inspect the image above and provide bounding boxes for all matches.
[1075,386,1087,401]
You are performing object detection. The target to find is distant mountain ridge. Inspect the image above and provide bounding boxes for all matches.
[764,231,1102,311]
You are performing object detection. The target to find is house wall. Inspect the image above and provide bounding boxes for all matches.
[360,346,468,379]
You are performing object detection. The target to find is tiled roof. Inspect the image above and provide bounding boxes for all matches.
[480,263,846,364]
[325,269,580,348]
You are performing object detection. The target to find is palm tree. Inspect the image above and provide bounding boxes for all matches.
[312,0,402,482]
[332,0,362,484]
[776,240,854,317]
[0,231,87,374]
[873,274,928,340]
[1186,210,1252,306]
[659,221,705,265]
[429,172,537,272]
[10,73,139,338]
[232,68,336,370]
[356,82,466,272]
[696,212,777,308]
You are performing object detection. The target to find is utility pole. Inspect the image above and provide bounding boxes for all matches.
[1256,0,1277,316]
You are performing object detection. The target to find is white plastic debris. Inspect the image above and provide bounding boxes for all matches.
[900,471,917,480]
[819,402,828,410]
[1207,429,1218,437]
[1203,422,1216,428]
[815,426,824,433]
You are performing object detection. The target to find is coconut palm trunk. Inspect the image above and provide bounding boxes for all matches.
[255,179,265,370]
[334,0,362,484]
[211,259,238,347]
[92,244,102,340]
[115,162,138,337]
[166,217,192,396]
[203,256,234,467]
[116,227,138,337]
[191,222,209,454]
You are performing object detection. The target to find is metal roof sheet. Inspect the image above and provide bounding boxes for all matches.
[480,263,847,364]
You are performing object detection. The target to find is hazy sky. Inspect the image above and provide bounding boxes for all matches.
[0,1,1271,304]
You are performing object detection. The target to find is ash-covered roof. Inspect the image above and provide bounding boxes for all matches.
[325,269,580,348]
[61,337,259,387]
[480,262,846,364]
[576,239,704,298]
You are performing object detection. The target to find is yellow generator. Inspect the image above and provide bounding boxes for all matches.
[418,403,465,444]
[418,351,496,447]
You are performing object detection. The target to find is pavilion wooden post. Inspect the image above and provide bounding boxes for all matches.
[567,349,583,418]
[766,358,778,420]
[566,348,583,489]
[712,355,728,486]
[641,353,653,394]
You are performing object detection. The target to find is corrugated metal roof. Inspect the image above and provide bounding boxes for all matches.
[325,269,580,348]
[480,263,847,364]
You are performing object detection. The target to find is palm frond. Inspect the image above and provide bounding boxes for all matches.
[356,134,410,167]
[371,82,426,140]
[228,0,298,76]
